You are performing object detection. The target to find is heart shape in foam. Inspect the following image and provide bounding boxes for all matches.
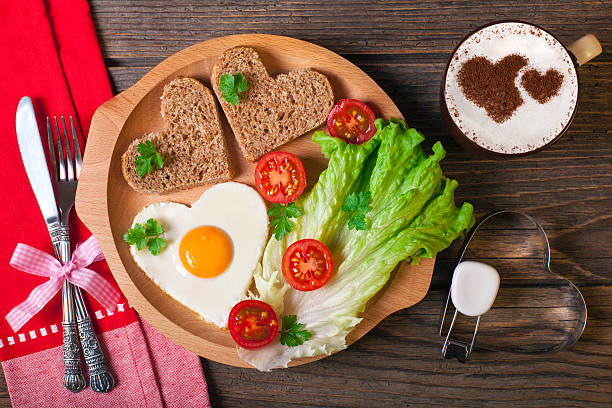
[212,47,334,161]
[520,68,564,104]
[457,54,528,123]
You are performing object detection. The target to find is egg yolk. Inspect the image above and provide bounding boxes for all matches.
[179,226,233,278]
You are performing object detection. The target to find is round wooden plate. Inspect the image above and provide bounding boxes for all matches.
[76,34,434,368]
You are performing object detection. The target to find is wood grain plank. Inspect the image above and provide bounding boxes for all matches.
[89,0,610,60]
[0,1,609,406]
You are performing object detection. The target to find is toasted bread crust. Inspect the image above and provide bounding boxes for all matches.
[121,78,234,194]
[211,47,334,162]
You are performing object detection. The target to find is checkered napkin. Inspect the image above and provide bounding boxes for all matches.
[0,1,210,406]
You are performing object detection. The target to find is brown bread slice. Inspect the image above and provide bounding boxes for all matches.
[211,47,334,162]
[121,77,233,193]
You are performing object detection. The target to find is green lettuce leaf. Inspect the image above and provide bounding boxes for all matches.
[239,119,475,370]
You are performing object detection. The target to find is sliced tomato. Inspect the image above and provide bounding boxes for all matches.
[228,300,279,349]
[327,99,377,144]
[282,239,334,291]
[254,151,307,203]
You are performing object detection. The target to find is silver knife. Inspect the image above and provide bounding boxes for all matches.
[16,97,86,393]
[16,98,60,228]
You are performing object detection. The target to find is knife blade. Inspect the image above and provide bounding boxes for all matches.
[16,96,60,228]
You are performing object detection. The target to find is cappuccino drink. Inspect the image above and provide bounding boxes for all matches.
[443,22,578,154]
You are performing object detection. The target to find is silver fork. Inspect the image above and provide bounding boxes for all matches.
[47,116,115,393]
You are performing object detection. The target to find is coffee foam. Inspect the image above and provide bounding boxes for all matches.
[445,22,578,154]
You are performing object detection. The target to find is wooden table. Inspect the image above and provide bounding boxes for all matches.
[2,1,609,406]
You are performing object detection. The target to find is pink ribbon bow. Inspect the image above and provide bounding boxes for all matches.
[6,235,121,332]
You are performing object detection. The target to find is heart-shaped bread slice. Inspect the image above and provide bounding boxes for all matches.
[122,78,234,193]
[211,47,334,162]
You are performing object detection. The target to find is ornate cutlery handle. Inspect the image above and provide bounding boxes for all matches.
[74,288,115,393]
[61,319,86,393]
[51,225,86,393]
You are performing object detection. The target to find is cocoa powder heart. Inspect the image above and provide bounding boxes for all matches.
[457,54,528,123]
[521,68,564,104]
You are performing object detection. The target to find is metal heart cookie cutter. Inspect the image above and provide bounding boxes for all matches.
[439,210,587,362]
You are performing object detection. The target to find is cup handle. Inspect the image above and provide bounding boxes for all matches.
[567,34,602,66]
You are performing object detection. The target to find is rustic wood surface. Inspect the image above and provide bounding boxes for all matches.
[2,0,610,406]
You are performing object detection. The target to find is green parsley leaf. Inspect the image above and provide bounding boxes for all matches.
[341,193,358,212]
[283,314,297,327]
[235,73,248,93]
[147,237,167,256]
[225,93,239,106]
[135,141,163,178]
[342,191,371,231]
[123,223,147,250]
[123,218,167,255]
[284,202,303,219]
[351,213,367,230]
[152,153,164,170]
[144,218,164,235]
[279,315,312,347]
[267,202,303,240]
[218,73,235,94]
[266,203,286,219]
[134,156,151,178]
[219,73,248,106]
[357,191,371,212]
[271,217,294,240]
[136,140,157,156]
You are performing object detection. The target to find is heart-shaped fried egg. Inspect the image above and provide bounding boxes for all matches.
[129,182,268,327]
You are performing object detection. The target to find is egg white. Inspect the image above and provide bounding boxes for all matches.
[129,182,269,327]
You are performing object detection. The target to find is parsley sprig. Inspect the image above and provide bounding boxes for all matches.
[123,218,167,255]
[219,72,248,106]
[341,191,371,230]
[135,141,163,178]
[279,315,312,347]
[268,202,303,240]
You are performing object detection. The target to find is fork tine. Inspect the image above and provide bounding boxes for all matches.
[70,117,82,179]
[46,117,58,182]
[54,116,66,180]
[61,116,74,181]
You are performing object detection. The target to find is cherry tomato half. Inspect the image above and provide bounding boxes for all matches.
[327,99,377,144]
[254,151,307,203]
[228,299,279,349]
[282,239,334,291]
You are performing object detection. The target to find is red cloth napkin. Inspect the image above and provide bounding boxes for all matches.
[0,1,210,406]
